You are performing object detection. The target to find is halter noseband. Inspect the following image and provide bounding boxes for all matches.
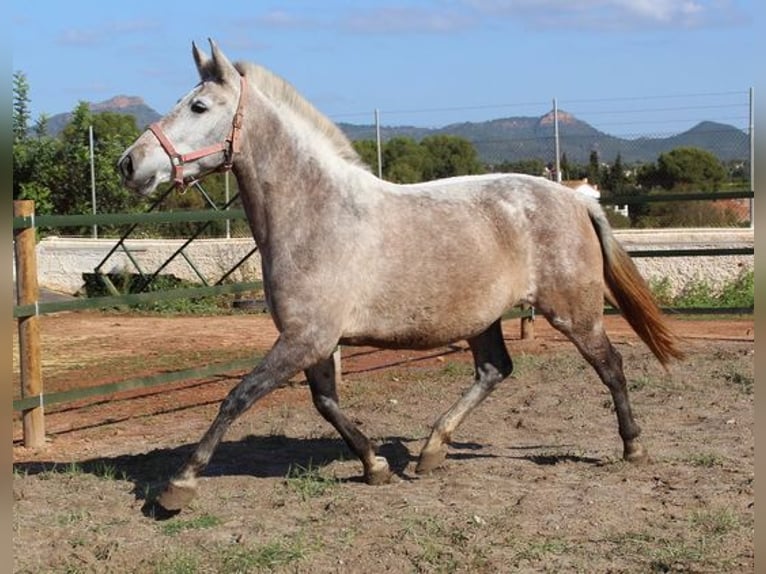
[148,75,247,190]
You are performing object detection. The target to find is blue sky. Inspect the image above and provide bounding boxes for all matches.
[11,1,759,136]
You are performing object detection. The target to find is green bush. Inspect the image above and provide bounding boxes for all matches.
[82,271,234,314]
[650,269,753,309]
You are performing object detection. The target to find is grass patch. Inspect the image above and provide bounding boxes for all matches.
[284,461,338,501]
[509,353,547,376]
[56,509,90,526]
[400,515,463,572]
[151,550,201,574]
[687,452,724,468]
[439,361,474,378]
[88,460,126,481]
[220,535,312,572]
[607,505,745,572]
[160,513,223,536]
[690,507,740,536]
[628,376,654,392]
[513,537,571,563]
[719,366,754,394]
[649,540,707,572]
[38,461,83,479]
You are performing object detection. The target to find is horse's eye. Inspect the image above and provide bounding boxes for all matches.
[191,100,208,114]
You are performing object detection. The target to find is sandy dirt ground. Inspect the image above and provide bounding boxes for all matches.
[13,311,754,573]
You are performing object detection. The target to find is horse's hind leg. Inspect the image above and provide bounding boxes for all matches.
[416,319,513,474]
[305,356,392,485]
[543,308,647,463]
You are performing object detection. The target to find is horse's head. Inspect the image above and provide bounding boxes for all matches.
[118,39,246,194]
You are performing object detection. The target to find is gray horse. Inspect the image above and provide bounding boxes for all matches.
[119,40,682,512]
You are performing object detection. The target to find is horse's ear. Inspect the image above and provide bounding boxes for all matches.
[208,39,239,84]
[192,41,210,77]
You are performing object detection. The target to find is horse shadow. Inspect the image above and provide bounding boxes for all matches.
[13,434,417,515]
[13,435,603,519]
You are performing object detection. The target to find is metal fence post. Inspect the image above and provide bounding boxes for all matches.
[14,200,45,447]
[375,108,383,179]
[749,87,754,229]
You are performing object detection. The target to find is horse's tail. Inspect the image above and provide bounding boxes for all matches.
[587,204,684,366]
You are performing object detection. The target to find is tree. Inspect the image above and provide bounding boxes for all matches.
[13,71,57,208]
[559,152,571,180]
[13,85,146,230]
[638,147,726,192]
[587,149,601,187]
[602,153,626,197]
[661,147,726,191]
[382,137,428,183]
[632,147,730,227]
[420,135,484,180]
[53,102,95,217]
[89,112,143,215]
[13,71,31,142]
[46,103,145,224]
[351,140,380,176]
[15,133,59,213]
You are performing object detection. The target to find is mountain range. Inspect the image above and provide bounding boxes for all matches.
[46,96,749,165]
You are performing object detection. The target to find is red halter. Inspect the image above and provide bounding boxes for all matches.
[148,75,247,190]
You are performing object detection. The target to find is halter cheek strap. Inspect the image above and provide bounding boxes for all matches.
[149,75,247,190]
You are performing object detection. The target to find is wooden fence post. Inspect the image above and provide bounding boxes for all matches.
[520,304,535,340]
[14,200,45,448]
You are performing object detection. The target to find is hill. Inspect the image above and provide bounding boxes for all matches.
[45,96,161,136]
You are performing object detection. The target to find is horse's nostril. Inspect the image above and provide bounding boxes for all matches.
[119,155,134,179]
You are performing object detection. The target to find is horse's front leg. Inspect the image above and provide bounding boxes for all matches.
[155,335,327,512]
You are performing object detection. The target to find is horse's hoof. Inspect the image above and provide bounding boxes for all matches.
[156,477,197,511]
[365,456,392,485]
[623,441,649,464]
[415,445,447,474]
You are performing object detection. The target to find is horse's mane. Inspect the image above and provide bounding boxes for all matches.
[234,61,366,168]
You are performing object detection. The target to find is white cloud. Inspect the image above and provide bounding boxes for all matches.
[230,1,746,42]
[615,0,704,23]
[107,19,161,34]
[58,29,102,47]
[254,10,319,29]
[461,0,746,29]
[57,19,161,48]
[241,5,475,36]
[342,6,476,34]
